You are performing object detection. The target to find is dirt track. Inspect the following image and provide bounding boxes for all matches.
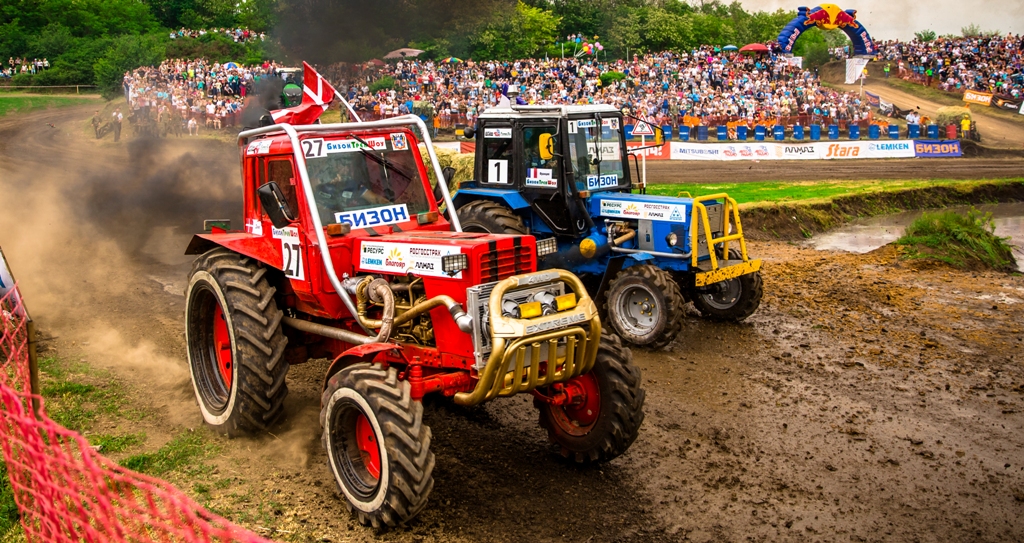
[1,105,1023,542]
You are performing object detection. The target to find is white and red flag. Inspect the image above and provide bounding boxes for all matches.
[270,61,336,125]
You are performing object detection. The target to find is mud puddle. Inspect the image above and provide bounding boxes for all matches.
[808,202,1024,267]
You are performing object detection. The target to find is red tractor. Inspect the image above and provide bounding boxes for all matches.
[183,116,646,527]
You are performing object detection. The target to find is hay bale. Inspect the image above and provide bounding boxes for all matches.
[420,145,475,195]
[936,106,971,127]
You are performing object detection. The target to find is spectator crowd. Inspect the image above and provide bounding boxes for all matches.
[169,27,266,43]
[874,35,1022,97]
[121,58,287,137]
[1,58,50,78]
[109,32,1020,140]
[322,47,875,130]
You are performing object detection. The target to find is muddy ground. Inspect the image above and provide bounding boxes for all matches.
[1,105,1023,542]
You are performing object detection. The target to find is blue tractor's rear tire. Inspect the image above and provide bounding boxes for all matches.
[456,200,527,235]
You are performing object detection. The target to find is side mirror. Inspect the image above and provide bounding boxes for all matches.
[538,133,554,161]
[463,127,475,140]
[257,181,296,229]
[435,166,456,205]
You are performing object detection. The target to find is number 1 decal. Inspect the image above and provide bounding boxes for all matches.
[487,159,509,184]
[281,240,304,280]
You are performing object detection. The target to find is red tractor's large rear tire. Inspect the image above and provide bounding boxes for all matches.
[604,264,685,349]
[185,248,289,435]
[321,364,434,528]
[536,331,645,464]
[456,200,527,234]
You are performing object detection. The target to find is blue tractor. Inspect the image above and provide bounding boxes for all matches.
[452,104,763,348]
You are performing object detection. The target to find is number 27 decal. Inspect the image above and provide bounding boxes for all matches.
[301,138,325,158]
[281,240,304,280]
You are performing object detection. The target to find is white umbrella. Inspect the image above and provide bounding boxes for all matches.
[384,48,425,59]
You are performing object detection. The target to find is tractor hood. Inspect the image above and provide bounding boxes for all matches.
[587,192,693,225]
[351,231,536,283]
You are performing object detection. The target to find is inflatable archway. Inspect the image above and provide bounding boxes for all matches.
[778,4,877,57]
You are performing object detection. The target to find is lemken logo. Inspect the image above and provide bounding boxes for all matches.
[869,142,909,151]
[362,257,383,266]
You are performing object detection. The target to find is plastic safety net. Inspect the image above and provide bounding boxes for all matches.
[0,288,274,542]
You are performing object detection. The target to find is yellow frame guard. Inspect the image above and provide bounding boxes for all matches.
[689,193,749,269]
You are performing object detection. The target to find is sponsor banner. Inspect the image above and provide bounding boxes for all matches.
[669,141,917,160]
[525,167,557,188]
[845,58,869,84]
[963,90,993,106]
[335,204,410,228]
[322,137,388,154]
[246,139,273,155]
[587,141,622,161]
[599,199,687,223]
[785,56,803,69]
[992,95,1023,111]
[358,241,463,279]
[820,141,916,159]
[626,141,670,160]
[913,140,962,158]
[586,174,619,190]
[865,91,881,107]
[483,128,512,138]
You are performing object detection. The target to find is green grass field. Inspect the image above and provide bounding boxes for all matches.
[0,94,102,118]
[646,178,1024,206]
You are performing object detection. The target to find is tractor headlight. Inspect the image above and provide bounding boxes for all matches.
[666,232,679,247]
[441,253,468,276]
[537,237,558,257]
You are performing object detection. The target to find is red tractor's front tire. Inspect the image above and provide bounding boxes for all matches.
[536,331,645,464]
[321,364,434,528]
[185,248,289,435]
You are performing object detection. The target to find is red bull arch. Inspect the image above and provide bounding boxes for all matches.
[778,4,878,57]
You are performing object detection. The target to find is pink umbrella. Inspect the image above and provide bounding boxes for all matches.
[739,43,770,53]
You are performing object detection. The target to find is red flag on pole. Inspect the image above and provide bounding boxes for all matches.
[270,61,336,125]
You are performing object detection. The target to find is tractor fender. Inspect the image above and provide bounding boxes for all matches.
[321,342,400,395]
[185,233,280,267]
[453,187,531,211]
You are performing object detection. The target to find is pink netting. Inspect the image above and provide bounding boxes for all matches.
[0,287,275,542]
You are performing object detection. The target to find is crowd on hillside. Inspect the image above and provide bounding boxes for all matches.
[874,35,1023,97]
[325,47,874,128]
[121,58,287,136]
[169,27,266,43]
[0,58,50,78]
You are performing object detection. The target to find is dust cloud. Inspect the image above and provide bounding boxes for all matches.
[0,106,240,402]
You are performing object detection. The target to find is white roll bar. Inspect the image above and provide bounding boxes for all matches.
[238,116,463,333]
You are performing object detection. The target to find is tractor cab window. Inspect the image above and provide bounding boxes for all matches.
[567,116,626,193]
[267,159,299,219]
[522,126,560,191]
[480,125,514,186]
[303,133,430,228]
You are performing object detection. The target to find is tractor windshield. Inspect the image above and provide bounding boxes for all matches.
[303,133,431,228]
[567,116,627,193]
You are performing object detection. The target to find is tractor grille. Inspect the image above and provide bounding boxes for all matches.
[478,244,533,282]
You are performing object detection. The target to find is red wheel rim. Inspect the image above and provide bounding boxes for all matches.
[212,303,233,389]
[552,373,601,436]
[355,414,381,479]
